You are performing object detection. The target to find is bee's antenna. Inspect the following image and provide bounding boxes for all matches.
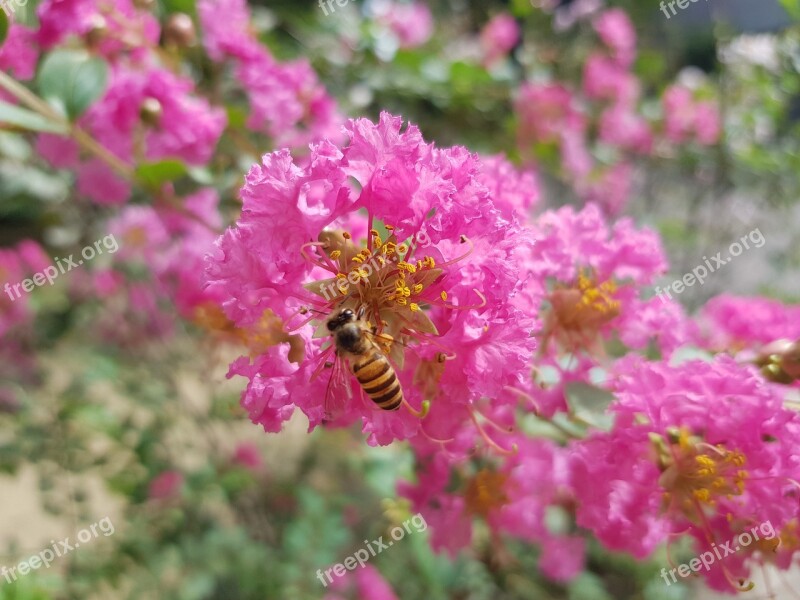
[299,306,328,316]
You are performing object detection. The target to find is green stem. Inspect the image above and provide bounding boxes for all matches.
[0,70,134,181]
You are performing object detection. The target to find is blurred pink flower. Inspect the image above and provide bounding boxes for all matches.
[148,470,184,500]
[477,154,540,222]
[36,0,160,57]
[663,85,721,146]
[198,0,341,148]
[231,443,263,471]
[0,25,39,80]
[593,8,636,67]
[598,103,652,154]
[378,2,434,49]
[583,53,639,104]
[480,13,520,66]
[698,294,800,351]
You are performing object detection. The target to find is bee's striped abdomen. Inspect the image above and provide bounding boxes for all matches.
[352,350,402,411]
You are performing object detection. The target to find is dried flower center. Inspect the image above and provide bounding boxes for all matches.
[655,428,748,517]
[465,469,509,518]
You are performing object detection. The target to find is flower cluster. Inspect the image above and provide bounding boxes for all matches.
[198,0,340,148]
[514,7,721,215]
[207,112,538,446]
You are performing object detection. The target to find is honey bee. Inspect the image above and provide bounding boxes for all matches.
[324,306,403,416]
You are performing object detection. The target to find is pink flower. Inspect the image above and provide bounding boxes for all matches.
[570,356,800,572]
[0,25,39,80]
[377,2,434,49]
[616,296,700,358]
[198,0,262,62]
[206,113,538,445]
[581,161,634,216]
[323,564,399,600]
[477,154,540,221]
[480,13,520,66]
[538,536,586,582]
[42,64,226,204]
[0,241,48,337]
[663,85,721,146]
[583,54,639,104]
[35,135,81,169]
[598,103,652,154]
[593,8,636,67]
[36,0,160,57]
[76,160,132,205]
[698,294,800,351]
[694,100,722,145]
[198,0,341,148]
[148,470,184,500]
[231,442,263,471]
[515,83,584,146]
[236,57,341,149]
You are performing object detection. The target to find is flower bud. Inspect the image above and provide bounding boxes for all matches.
[163,13,197,49]
[139,97,163,127]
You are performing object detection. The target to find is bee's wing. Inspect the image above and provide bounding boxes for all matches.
[323,350,352,421]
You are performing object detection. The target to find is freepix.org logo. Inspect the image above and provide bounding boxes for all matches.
[1,517,115,585]
[3,234,119,302]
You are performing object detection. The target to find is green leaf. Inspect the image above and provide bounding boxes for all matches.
[779,0,800,20]
[135,159,188,188]
[0,101,68,134]
[564,381,616,431]
[0,9,8,48]
[36,50,109,120]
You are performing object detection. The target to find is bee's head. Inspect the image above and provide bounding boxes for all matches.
[326,308,355,332]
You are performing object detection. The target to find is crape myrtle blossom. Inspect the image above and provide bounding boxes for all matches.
[400,433,585,583]
[570,356,800,591]
[35,0,160,57]
[698,294,800,352]
[206,113,538,446]
[0,25,39,81]
[323,564,399,600]
[526,203,670,358]
[593,8,636,68]
[480,13,520,67]
[373,1,434,50]
[697,294,800,387]
[662,85,721,146]
[512,202,697,418]
[37,64,226,205]
[92,189,225,344]
[198,0,341,148]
